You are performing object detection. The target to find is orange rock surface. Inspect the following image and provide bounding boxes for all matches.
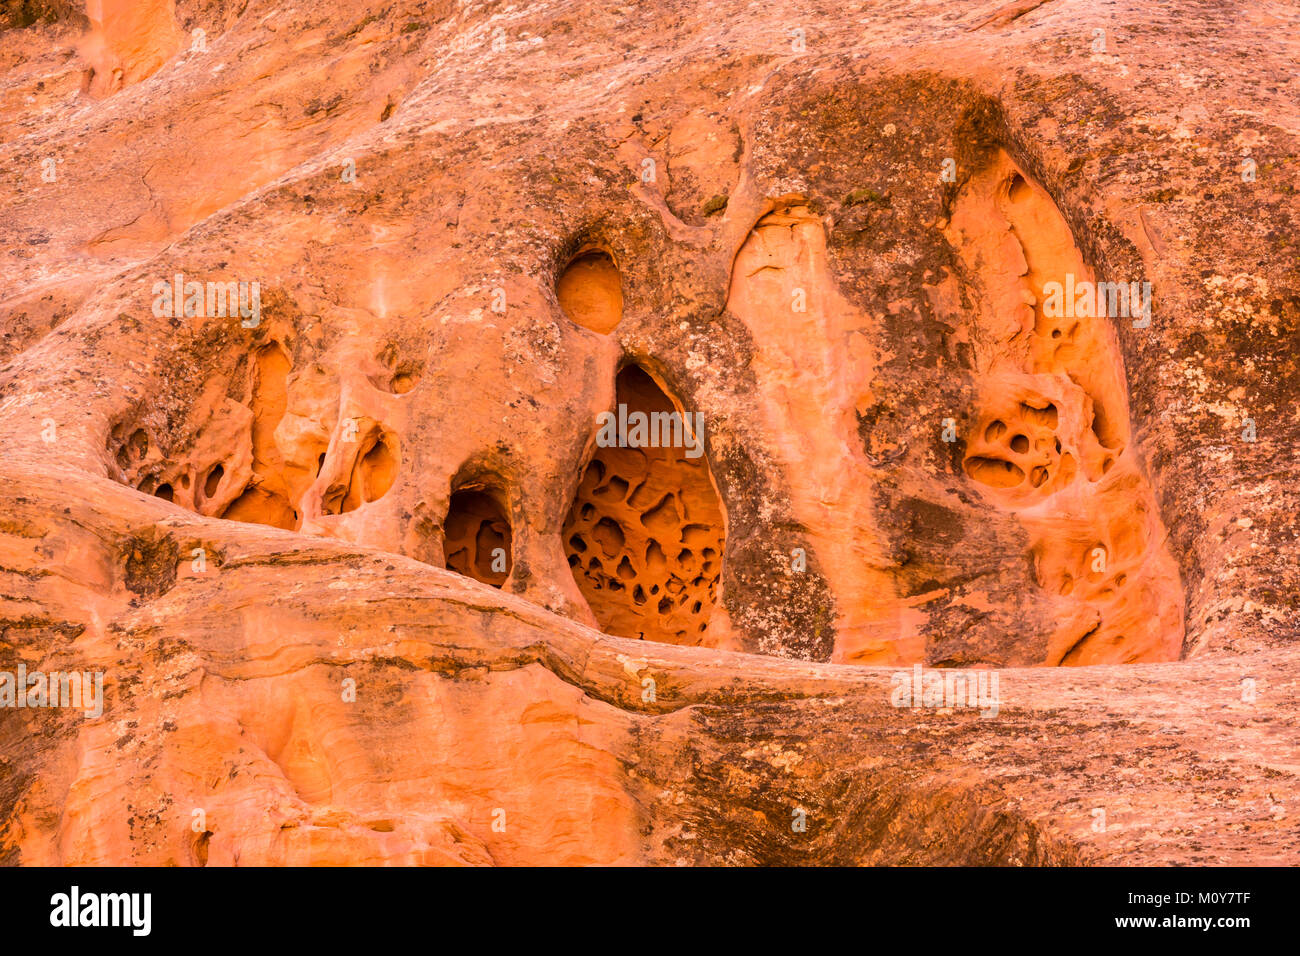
[0,0,1297,865]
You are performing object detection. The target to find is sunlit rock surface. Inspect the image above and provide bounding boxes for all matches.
[0,0,1297,865]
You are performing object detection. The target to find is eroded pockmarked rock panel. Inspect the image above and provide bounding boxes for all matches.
[106,334,403,537]
[944,151,1184,665]
[563,365,725,645]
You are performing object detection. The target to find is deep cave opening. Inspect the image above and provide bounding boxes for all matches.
[563,364,725,645]
[443,486,513,588]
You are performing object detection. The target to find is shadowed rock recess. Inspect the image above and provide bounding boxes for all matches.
[0,0,1296,866]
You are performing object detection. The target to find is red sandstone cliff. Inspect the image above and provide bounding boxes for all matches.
[0,0,1297,865]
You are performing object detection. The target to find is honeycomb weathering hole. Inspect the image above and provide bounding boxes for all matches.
[563,365,725,645]
[946,151,1184,665]
[556,250,623,334]
[443,487,512,587]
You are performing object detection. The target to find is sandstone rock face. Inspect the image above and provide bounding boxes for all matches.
[0,0,1297,865]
